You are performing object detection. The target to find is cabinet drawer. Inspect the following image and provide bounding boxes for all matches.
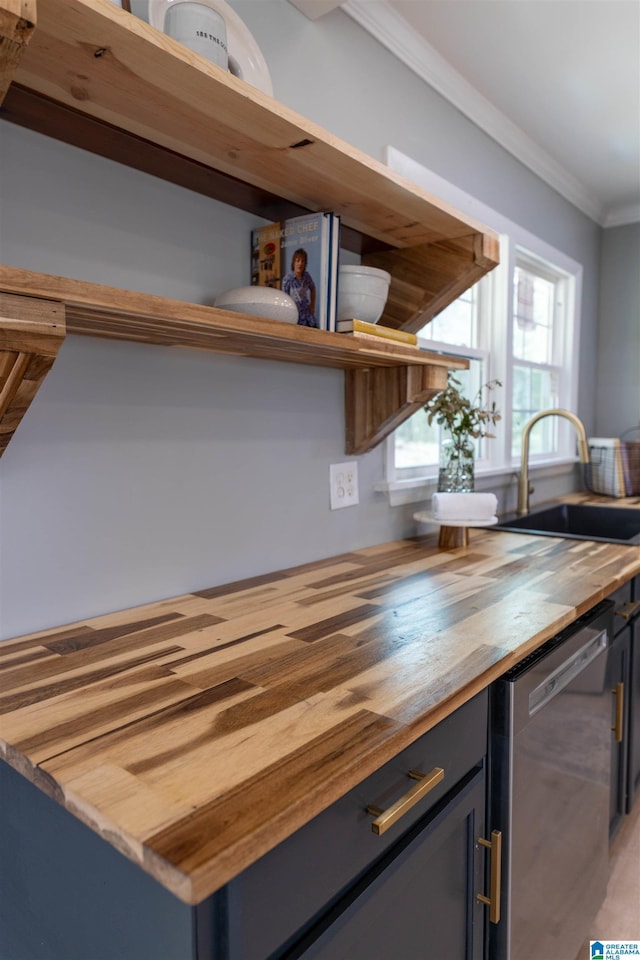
[291,768,487,960]
[222,690,488,960]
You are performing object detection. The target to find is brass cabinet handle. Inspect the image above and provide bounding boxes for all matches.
[477,829,502,924]
[612,681,625,743]
[367,767,445,836]
[614,600,640,622]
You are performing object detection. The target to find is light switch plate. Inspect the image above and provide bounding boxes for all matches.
[329,461,359,509]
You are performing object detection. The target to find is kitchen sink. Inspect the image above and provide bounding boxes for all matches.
[495,503,640,545]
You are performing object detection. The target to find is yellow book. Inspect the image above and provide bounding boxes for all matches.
[345,331,419,351]
[335,318,417,344]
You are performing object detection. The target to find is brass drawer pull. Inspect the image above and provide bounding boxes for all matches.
[615,600,640,622]
[477,829,502,924]
[612,681,625,743]
[367,767,445,836]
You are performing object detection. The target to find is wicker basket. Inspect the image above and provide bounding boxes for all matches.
[585,431,640,497]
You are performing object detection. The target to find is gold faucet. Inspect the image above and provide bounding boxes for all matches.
[517,409,590,515]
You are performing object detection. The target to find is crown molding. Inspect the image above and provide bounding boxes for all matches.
[340,0,610,225]
[603,203,640,228]
[289,0,640,227]
[286,0,342,20]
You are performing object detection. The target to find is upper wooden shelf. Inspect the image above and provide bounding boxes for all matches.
[0,0,499,333]
[0,0,492,458]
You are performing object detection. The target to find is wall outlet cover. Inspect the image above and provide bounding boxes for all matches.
[330,461,359,509]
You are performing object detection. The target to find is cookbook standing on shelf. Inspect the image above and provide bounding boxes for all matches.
[251,212,339,330]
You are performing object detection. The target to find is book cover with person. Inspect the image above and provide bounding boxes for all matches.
[251,212,338,330]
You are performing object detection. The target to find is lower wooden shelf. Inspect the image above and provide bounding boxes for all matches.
[0,265,467,456]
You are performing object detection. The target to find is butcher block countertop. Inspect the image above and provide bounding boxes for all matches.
[1,511,640,905]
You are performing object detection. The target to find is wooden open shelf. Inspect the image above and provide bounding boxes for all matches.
[0,0,495,457]
[0,0,499,327]
[0,266,467,455]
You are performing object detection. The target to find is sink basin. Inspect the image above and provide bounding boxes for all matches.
[495,504,640,545]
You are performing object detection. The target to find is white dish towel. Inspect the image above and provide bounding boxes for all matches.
[432,492,498,522]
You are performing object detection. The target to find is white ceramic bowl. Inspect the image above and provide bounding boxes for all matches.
[214,285,299,323]
[337,265,391,324]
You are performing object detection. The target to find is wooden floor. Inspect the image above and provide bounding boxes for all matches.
[574,800,640,959]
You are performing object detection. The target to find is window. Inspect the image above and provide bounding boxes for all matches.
[511,253,571,458]
[394,283,492,474]
[381,148,582,504]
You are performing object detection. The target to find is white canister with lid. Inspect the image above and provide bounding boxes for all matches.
[149,0,228,69]
[131,0,274,95]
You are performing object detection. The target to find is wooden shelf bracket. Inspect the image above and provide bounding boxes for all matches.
[345,363,448,455]
[364,232,500,334]
[0,292,66,455]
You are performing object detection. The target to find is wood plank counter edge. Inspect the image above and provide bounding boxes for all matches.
[1,520,639,904]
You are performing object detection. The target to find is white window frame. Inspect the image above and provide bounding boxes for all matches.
[377,147,583,506]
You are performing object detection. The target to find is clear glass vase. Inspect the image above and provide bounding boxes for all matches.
[437,434,475,492]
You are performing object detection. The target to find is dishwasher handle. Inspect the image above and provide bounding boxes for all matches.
[528,629,608,716]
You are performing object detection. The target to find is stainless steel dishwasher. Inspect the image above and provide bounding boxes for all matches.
[489,600,614,960]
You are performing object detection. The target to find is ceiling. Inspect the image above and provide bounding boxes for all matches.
[289,0,640,227]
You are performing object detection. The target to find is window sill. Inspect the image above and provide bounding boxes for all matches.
[376,458,579,507]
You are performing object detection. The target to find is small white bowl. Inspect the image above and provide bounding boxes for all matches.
[214,285,299,324]
[337,265,391,324]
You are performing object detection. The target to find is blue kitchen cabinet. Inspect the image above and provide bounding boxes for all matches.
[628,608,640,809]
[219,690,489,960]
[279,770,487,960]
[619,575,640,810]
[0,760,198,960]
[608,574,640,836]
[0,692,489,960]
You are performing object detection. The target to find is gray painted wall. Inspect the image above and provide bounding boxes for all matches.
[596,223,640,436]
[0,0,610,639]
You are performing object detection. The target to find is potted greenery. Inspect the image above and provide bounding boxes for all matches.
[424,372,502,492]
